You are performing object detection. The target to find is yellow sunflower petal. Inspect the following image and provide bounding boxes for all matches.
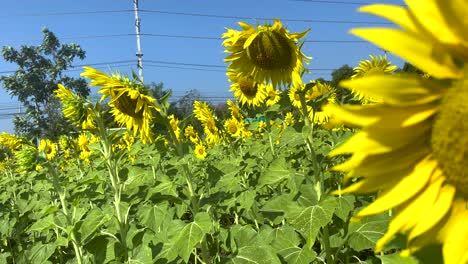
[408,181,455,240]
[351,28,462,79]
[438,197,468,264]
[340,75,445,106]
[354,158,437,218]
[375,174,444,252]
[359,4,418,33]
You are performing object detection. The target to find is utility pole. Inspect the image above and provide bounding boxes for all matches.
[133,0,144,82]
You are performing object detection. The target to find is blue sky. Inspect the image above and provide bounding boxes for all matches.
[0,0,405,133]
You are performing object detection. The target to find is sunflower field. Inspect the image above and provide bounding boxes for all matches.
[1,1,467,264]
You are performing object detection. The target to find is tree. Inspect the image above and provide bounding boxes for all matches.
[0,28,89,141]
[397,62,425,75]
[330,64,355,103]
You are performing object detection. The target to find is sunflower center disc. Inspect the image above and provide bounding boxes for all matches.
[239,79,259,98]
[247,31,293,70]
[431,82,468,195]
[113,91,143,119]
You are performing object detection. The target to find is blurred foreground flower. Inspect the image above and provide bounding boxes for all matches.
[327,1,468,262]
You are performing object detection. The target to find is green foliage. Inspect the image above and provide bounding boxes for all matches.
[0,28,89,141]
[330,64,354,104]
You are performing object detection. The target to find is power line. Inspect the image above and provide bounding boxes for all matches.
[291,0,374,4]
[0,8,393,25]
[139,9,393,25]
[3,32,367,44]
[0,10,132,17]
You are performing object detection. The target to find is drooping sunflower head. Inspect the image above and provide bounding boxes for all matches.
[228,71,267,107]
[0,132,23,152]
[55,84,95,129]
[81,67,159,144]
[184,125,200,143]
[227,99,244,121]
[351,55,397,104]
[307,82,336,125]
[38,139,57,160]
[326,1,468,262]
[168,114,181,141]
[223,20,310,88]
[193,101,221,146]
[265,85,281,107]
[15,145,38,172]
[284,112,295,127]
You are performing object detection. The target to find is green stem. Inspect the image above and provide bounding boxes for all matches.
[95,110,129,261]
[322,226,334,264]
[47,163,84,264]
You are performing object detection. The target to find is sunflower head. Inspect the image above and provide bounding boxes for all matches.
[223,20,310,88]
[184,125,200,143]
[168,114,181,141]
[228,71,267,107]
[431,81,468,195]
[224,117,242,138]
[351,55,397,104]
[38,139,57,160]
[326,1,468,262]
[227,99,244,121]
[55,84,95,129]
[288,81,304,108]
[265,85,281,107]
[81,67,159,144]
[194,143,207,160]
[15,145,38,172]
[0,133,23,152]
[284,112,295,127]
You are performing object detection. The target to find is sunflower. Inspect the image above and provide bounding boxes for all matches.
[81,67,159,144]
[0,133,23,152]
[55,84,95,129]
[228,71,267,107]
[351,55,397,104]
[15,145,38,172]
[227,100,244,121]
[326,1,468,262]
[193,101,221,146]
[265,85,281,107]
[284,112,295,127]
[38,139,57,160]
[168,114,181,141]
[224,117,243,138]
[194,143,207,160]
[184,125,200,143]
[223,19,310,88]
[307,82,336,125]
[288,82,303,109]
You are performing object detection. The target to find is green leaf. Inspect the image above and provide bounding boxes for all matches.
[279,246,316,264]
[334,195,355,221]
[267,225,301,252]
[27,242,56,263]
[297,184,319,207]
[170,212,212,263]
[287,196,337,244]
[258,158,294,187]
[347,213,390,251]
[137,204,173,233]
[379,253,420,264]
[231,245,281,264]
[27,214,54,233]
[79,207,113,244]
